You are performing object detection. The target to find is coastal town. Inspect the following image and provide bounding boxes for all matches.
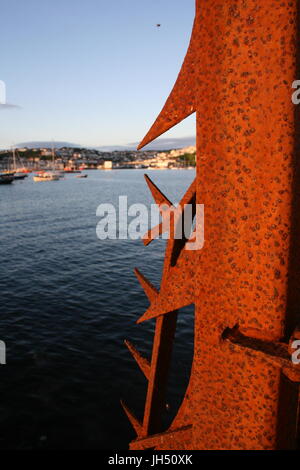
[0,145,196,172]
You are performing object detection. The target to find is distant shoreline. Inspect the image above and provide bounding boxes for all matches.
[0,145,196,172]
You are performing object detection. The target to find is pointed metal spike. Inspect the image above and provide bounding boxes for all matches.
[136,298,193,324]
[124,340,151,380]
[144,174,172,207]
[179,178,196,207]
[134,267,158,302]
[141,178,196,246]
[137,19,198,150]
[137,106,195,150]
[120,400,143,436]
[136,307,164,324]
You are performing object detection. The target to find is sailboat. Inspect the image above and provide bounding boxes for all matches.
[1,147,26,181]
[33,145,61,182]
[11,148,28,180]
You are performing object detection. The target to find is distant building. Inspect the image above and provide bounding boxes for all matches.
[103,160,113,170]
[41,149,52,157]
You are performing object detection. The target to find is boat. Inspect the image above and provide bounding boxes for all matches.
[33,171,60,182]
[0,172,14,184]
[76,174,88,178]
[7,148,29,180]
[33,145,61,182]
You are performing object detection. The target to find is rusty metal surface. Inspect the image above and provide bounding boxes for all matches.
[122,0,300,450]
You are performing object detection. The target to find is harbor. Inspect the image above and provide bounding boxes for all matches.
[0,168,195,449]
[0,145,196,174]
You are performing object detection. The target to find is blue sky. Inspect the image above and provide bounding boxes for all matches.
[0,0,196,149]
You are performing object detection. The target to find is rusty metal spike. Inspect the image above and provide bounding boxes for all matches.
[136,306,169,325]
[144,174,172,207]
[134,267,158,302]
[136,298,192,325]
[142,178,196,246]
[142,312,178,435]
[137,18,198,150]
[120,400,143,437]
[178,178,196,206]
[124,340,151,380]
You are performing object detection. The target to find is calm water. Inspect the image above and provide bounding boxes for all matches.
[0,169,195,449]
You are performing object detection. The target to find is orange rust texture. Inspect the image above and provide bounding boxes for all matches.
[123,0,300,450]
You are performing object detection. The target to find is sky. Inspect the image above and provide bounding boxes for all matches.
[0,0,196,149]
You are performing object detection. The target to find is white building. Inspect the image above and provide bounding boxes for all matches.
[103,160,113,170]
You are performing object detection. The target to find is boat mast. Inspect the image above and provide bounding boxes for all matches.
[12,147,16,171]
[51,142,55,171]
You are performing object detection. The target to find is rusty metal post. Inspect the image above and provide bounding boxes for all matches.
[123,0,300,450]
[142,312,178,436]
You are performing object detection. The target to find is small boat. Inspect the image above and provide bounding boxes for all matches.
[0,172,14,184]
[33,171,60,182]
[33,145,62,182]
[76,174,88,178]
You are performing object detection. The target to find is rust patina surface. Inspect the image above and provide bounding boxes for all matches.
[122,0,300,450]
